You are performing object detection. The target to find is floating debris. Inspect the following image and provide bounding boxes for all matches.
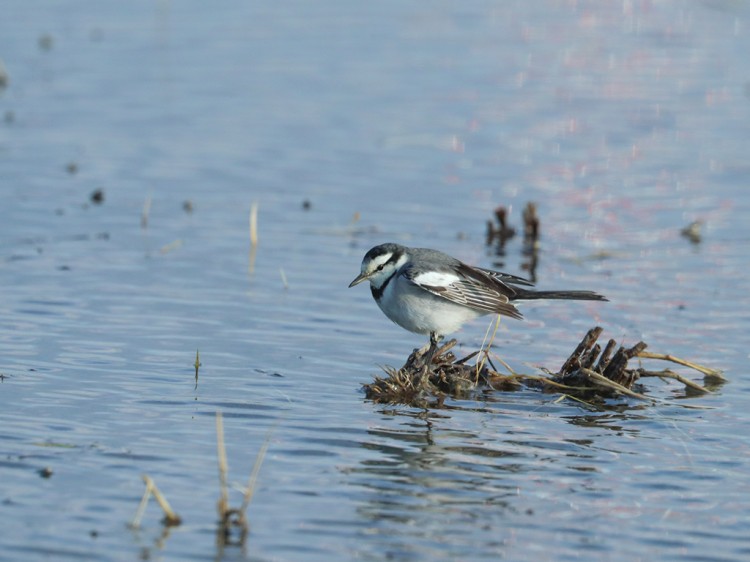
[363,326,723,407]
[182,200,194,214]
[681,220,703,245]
[38,34,54,51]
[66,162,78,175]
[159,239,183,255]
[90,188,105,205]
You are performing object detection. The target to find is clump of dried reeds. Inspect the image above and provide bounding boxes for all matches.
[363,325,724,407]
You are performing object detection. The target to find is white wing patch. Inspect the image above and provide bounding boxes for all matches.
[412,271,461,288]
[406,263,524,320]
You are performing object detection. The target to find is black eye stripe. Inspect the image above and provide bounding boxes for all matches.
[371,250,401,272]
[384,250,403,266]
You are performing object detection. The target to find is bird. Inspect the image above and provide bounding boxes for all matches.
[349,242,607,365]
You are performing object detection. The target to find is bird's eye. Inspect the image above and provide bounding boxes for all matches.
[376,264,384,271]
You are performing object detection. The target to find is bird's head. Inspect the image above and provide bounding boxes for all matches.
[349,243,407,290]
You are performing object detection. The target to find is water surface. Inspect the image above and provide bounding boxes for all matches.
[1,1,749,561]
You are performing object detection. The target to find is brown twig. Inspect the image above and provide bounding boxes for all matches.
[216,412,230,520]
[130,475,182,528]
[636,351,726,382]
[215,411,274,547]
[638,368,710,394]
[578,368,652,401]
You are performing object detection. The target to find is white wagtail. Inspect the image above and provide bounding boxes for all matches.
[349,243,607,363]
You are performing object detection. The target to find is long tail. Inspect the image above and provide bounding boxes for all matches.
[513,289,608,302]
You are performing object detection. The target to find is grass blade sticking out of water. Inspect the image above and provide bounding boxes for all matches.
[475,314,502,383]
[129,475,182,529]
[248,202,258,275]
[141,195,152,229]
[216,412,230,521]
[215,411,273,549]
[279,268,289,290]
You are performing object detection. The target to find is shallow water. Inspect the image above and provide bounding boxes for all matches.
[2,1,750,561]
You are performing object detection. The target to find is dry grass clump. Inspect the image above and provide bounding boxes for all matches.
[364,340,486,407]
[363,326,725,407]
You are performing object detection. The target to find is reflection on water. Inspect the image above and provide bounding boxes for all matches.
[330,398,750,560]
[2,0,750,561]
[351,421,516,559]
[342,406,614,559]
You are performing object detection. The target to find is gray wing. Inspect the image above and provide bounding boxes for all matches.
[403,262,524,320]
[474,266,534,288]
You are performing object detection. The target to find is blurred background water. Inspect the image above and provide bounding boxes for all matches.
[1,1,750,560]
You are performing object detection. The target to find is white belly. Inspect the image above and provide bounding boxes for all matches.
[376,274,487,336]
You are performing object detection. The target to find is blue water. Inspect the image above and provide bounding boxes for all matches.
[2,1,750,560]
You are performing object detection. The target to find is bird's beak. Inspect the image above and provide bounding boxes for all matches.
[348,272,370,288]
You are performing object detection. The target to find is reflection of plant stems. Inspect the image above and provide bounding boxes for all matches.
[194,349,200,390]
[216,412,230,518]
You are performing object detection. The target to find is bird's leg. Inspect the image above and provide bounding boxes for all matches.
[422,332,443,369]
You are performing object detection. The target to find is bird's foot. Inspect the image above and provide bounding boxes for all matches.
[426,332,444,363]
